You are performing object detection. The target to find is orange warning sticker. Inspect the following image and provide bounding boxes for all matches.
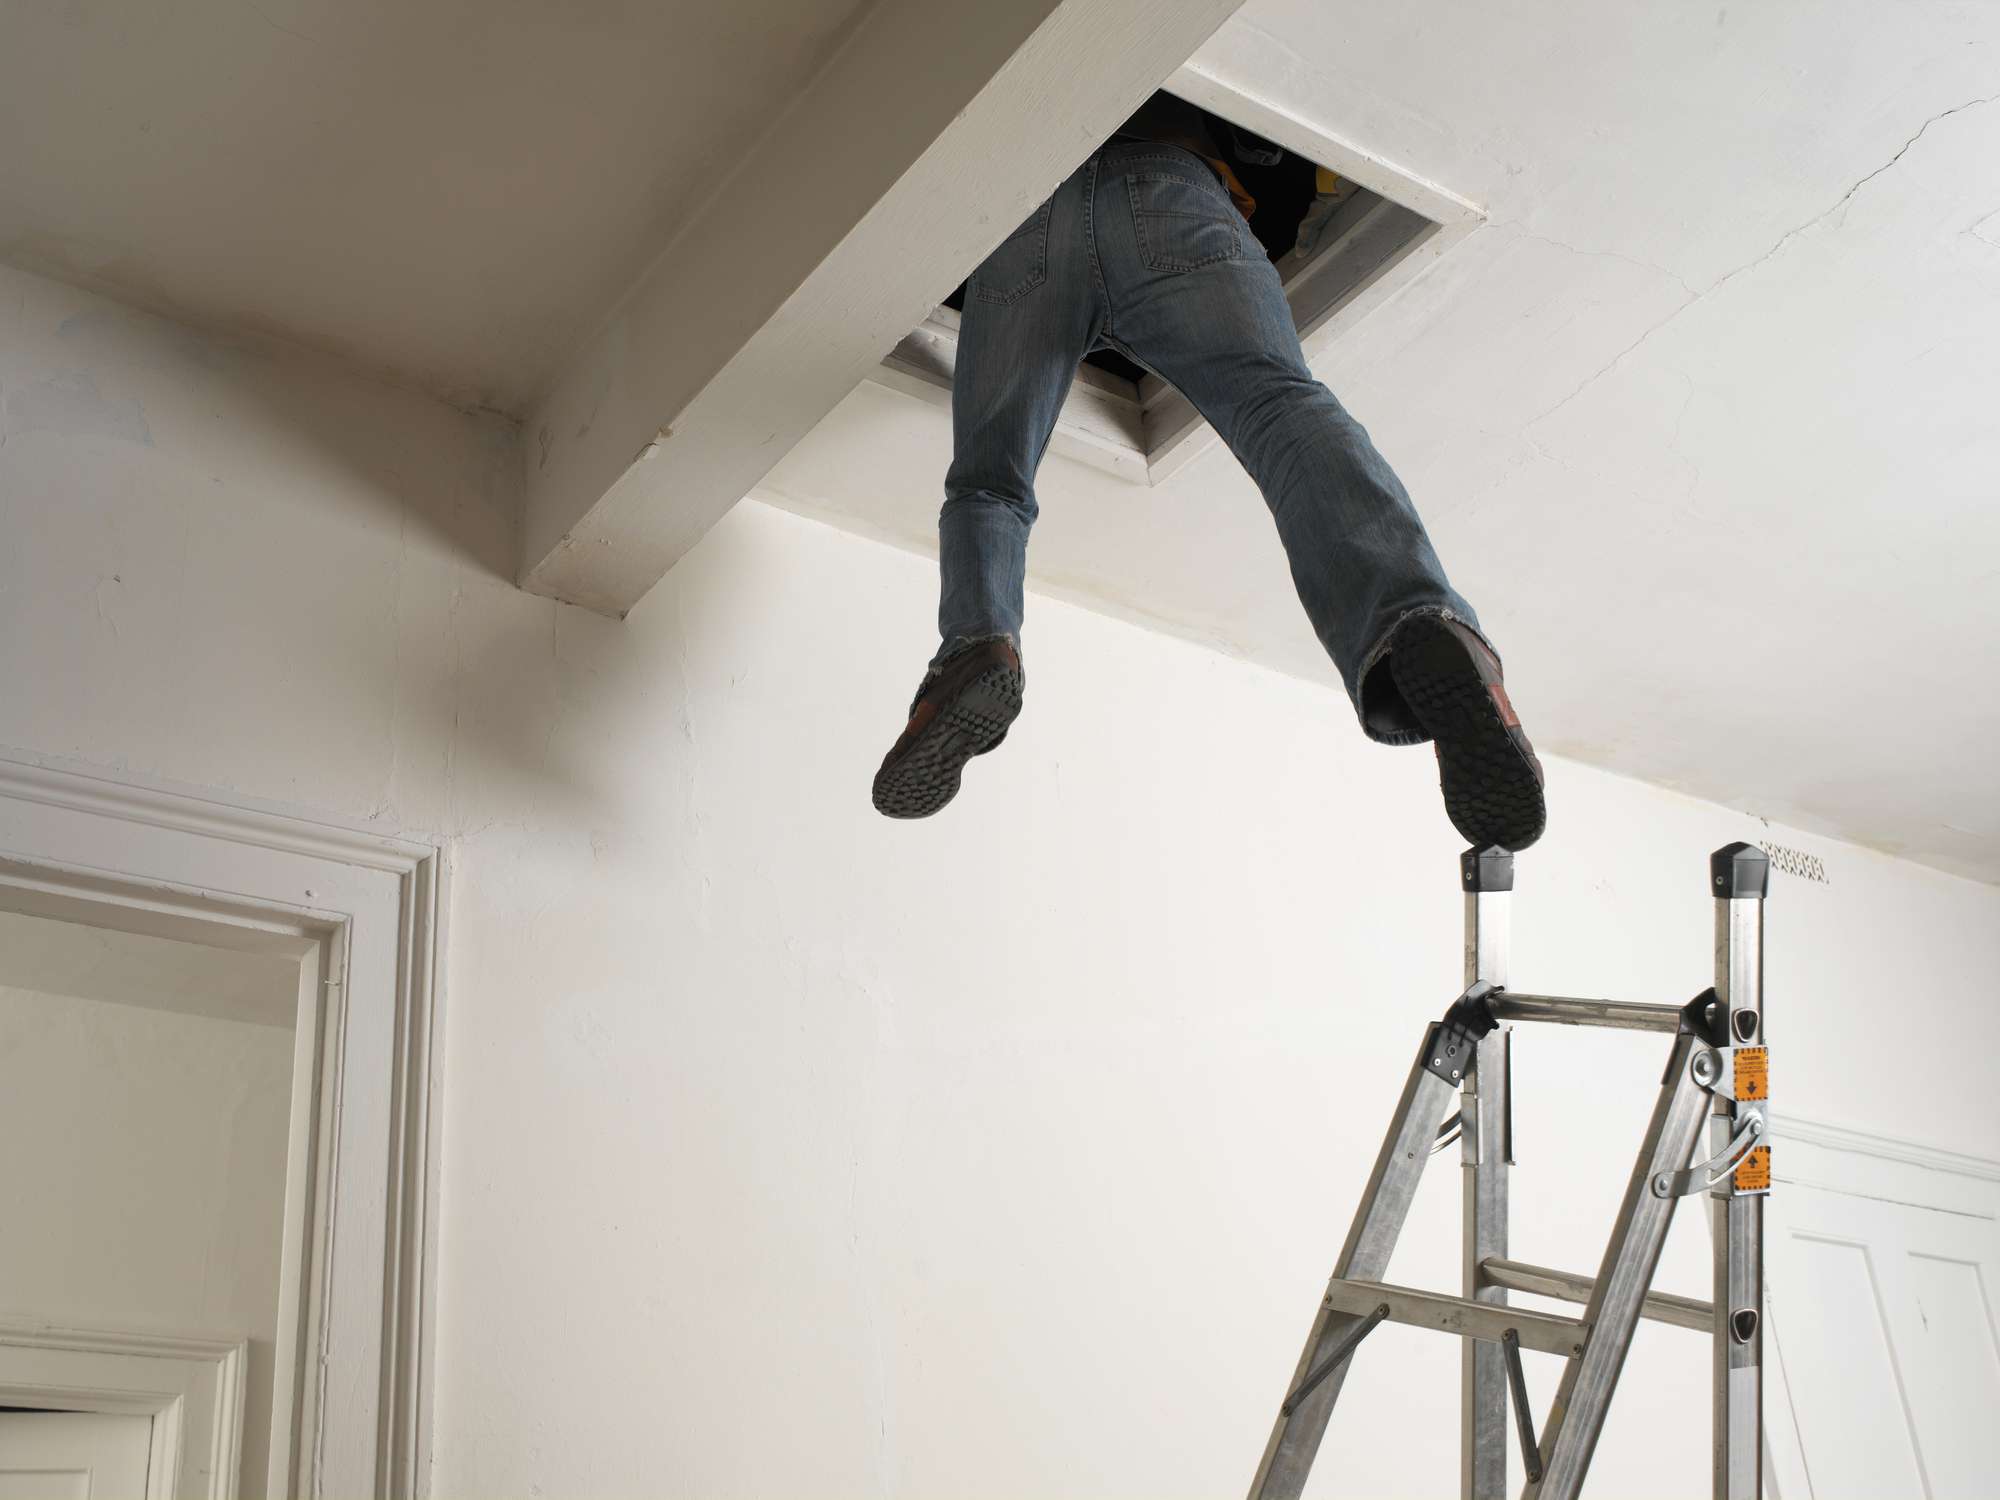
[1734,1047,1769,1102]
[1734,1146,1772,1194]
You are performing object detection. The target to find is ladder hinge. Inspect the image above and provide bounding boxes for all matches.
[1423,981,1499,1086]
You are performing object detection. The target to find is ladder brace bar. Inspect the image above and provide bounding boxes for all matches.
[1281,1302,1389,1417]
[1479,1257,1714,1333]
[1501,1328,1545,1485]
[1322,1278,1587,1358]
[1485,991,1690,1033]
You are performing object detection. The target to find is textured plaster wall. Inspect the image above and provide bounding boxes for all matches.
[3,263,1997,1496]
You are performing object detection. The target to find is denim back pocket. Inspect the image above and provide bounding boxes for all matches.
[972,201,1053,305]
[1127,171,1242,273]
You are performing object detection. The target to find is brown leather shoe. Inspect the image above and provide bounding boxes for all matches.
[872,640,1024,818]
[1388,615,1546,850]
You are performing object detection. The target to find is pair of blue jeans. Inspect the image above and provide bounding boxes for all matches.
[935,141,1485,745]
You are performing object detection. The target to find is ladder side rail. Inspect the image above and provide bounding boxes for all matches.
[1525,1029,1714,1500]
[1711,843,1769,1499]
[1462,846,1513,1500]
[1247,1037,1464,1499]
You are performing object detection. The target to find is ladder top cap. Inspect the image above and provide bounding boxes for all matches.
[1460,845,1515,892]
[1710,842,1770,899]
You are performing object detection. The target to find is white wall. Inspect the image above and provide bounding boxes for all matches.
[0,918,296,1497]
[4,262,1998,1498]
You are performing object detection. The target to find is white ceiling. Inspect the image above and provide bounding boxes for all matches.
[2,0,1994,881]
[0,0,871,413]
[759,0,2000,882]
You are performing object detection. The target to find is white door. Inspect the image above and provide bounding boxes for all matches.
[1763,1128,2000,1500]
[0,1411,152,1500]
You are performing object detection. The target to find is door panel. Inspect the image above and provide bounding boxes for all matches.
[1768,1230,1927,1499]
[1764,1134,2000,1500]
[1897,1238,2000,1500]
[0,1411,151,1500]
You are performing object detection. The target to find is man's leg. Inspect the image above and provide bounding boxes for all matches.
[1093,144,1544,848]
[934,191,1099,667]
[873,168,1099,819]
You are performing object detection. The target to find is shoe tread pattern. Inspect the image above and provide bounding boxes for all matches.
[1391,621,1546,851]
[871,664,1025,818]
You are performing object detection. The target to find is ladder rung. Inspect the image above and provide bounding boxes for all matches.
[1486,991,1686,1033]
[1323,1278,1587,1358]
[1480,1257,1713,1333]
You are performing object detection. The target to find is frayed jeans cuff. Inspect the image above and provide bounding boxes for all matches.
[1352,605,1494,746]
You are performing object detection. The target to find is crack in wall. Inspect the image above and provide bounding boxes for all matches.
[92,573,123,639]
[1523,92,2000,433]
[1712,91,2000,293]
[1507,226,1700,299]
[1666,371,1702,495]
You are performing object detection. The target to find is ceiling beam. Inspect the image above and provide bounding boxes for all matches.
[516,0,1246,617]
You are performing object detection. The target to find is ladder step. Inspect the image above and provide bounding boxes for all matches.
[1485,991,1686,1033]
[1322,1279,1587,1358]
[1480,1257,1713,1333]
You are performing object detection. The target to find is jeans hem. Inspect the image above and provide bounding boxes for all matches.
[1352,605,1496,746]
[926,631,1018,678]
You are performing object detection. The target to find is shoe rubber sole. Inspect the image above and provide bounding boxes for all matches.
[871,662,1024,819]
[1390,619,1547,851]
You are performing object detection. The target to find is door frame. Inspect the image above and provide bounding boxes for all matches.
[0,1324,247,1500]
[0,751,447,1499]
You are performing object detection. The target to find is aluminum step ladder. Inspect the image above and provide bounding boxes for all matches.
[1248,842,1771,1500]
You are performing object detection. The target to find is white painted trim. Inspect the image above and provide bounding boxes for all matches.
[0,746,437,874]
[0,1322,247,1500]
[269,938,324,1499]
[0,751,446,1499]
[1163,58,1485,227]
[1768,1111,2000,1226]
[1769,1112,2000,1184]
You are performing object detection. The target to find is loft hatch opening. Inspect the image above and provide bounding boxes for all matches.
[876,80,1466,482]
[938,96,1360,386]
